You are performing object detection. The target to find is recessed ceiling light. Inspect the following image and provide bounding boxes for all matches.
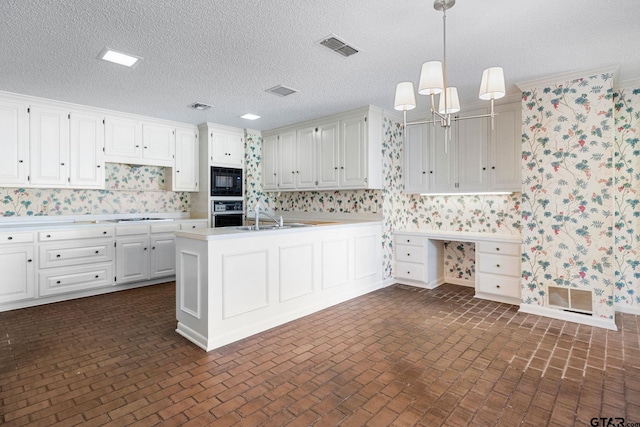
[240,113,260,120]
[97,47,141,67]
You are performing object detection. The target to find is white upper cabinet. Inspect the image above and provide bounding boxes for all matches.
[262,134,279,191]
[277,130,296,189]
[104,116,174,166]
[0,98,29,185]
[315,120,340,189]
[142,123,175,166]
[29,104,70,187]
[403,101,521,194]
[168,127,199,192]
[69,110,105,189]
[456,108,489,192]
[262,106,382,192]
[104,115,143,162]
[210,126,244,167]
[490,102,522,192]
[403,124,428,194]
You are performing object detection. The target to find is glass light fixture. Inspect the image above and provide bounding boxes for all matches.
[393,0,506,152]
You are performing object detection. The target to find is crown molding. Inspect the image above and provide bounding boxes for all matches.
[616,78,640,90]
[516,64,619,91]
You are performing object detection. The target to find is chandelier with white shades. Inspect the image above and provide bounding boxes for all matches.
[393,0,506,151]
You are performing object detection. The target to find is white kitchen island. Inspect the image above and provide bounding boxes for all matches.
[174,221,383,351]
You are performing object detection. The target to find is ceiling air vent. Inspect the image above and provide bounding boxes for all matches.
[319,35,359,57]
[188,102,211,110]
[265,85,298,97]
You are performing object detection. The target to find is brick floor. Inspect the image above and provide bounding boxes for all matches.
[1,283,638,426]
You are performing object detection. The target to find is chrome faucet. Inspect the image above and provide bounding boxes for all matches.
[254,203,283,230]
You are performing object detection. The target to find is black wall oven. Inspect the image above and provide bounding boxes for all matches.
[211,200,244,228]
[211,166,243,197]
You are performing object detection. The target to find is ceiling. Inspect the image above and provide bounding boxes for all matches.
[1,0,639,131]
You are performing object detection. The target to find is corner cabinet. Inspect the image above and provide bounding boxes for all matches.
[403,101,521,194]
[261,105,382,192]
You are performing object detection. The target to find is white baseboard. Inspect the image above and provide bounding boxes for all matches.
[519,304,617,331]
[445,277,474,288]
[614,304,640,316]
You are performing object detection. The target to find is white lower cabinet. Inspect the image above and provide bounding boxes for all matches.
[0,231,35,304]
[115,223,179,285]
[38,226,114,297]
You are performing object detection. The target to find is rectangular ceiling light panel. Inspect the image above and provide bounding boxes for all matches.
[97,47,142,67]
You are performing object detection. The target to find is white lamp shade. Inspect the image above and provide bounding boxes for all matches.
[438,87,461,114]
[394,82,416,111]
[479,67,506,100]
[418,61,444,95]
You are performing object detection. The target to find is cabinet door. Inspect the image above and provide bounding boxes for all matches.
[115,236,148,284]
[211,129,243,167]
[29,105,69,187]
[457,108,489,192]
[296,126,316,189]
[173,128,199,191]
[278,131,296,189]
[0,98,29,185]
[262,134,279,191]
[404,123,429,194]
[104,116,142,162]
[142,123,175,165]
[316,120,340,189]
[149,235,176,279]
[428,125,456,193]
[0,246,35,303]
[490,103,522,192]
[69,111,105,189]
[341,114,367,188]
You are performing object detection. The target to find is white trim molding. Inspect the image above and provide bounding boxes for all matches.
[516,64,619,91]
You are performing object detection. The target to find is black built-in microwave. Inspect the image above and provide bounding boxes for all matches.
[210,166,243,197]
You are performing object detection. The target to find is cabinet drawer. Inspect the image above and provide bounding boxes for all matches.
[477,241,520,256]
[394,261,424,281]
[115,225,148,236]
[477,253,520,277]
[395,244,423,263]
[394,234,423,247]
[180,222,207,230]
[39,240,113,268]
[39,227,113,241]
[477,273,521,299]
[39,262,113,296]
[150,223,179,234]
[0,231,34,244]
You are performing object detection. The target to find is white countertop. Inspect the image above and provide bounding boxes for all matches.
[0,214,204,231]
[176,219,382,241]
[394,229,521,243]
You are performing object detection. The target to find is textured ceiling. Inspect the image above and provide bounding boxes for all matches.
[1,0,639,130]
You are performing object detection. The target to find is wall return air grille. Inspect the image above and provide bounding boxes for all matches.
[547,286,593,315]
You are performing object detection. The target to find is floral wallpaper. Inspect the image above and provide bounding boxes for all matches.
[0,163,189,216]
[614,88,640,309]
[520,73,615,319]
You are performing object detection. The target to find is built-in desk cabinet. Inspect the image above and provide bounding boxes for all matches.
[393,231,522,305]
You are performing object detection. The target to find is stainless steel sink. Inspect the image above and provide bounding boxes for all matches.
[235,225,290,231]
